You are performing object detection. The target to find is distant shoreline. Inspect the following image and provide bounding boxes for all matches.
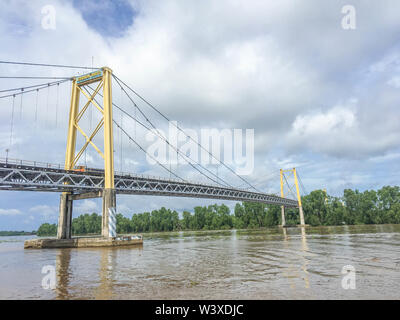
[0,231,36,237]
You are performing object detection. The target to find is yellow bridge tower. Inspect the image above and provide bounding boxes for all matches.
[280,168,305,227]
[57,67,116,239]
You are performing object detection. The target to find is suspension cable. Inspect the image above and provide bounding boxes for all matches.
[35,89,39,124]
[0,76,72,80]
[111,77,233,187]
[113,73,261,192]
[0,79,70,99]
[297,171,308,196]
[9,95,15,148]
[113,119,186,182]
[55,83,59,127]
[19,89,23,119]
[283,173,296,200]
[120,112,123,172]
[46,84,50,124]
[0,79,67,93]
[0,60,98,70]
[85,84,231,188]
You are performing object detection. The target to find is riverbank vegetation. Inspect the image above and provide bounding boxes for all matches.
[0,231,36,236]
[36,186,400,236]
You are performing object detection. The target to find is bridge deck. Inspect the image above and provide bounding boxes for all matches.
[0,160,298,207]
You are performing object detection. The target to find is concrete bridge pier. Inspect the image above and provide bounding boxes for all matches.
[57,193,73,239]
[57,191,107,240]
[299,206,305,226]
[101,189,117,238]
[281,206,286,227]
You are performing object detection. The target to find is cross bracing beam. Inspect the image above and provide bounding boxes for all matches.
[0,161,298,207]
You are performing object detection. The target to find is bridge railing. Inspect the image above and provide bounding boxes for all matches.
[0,158,299,206]
[0,157,221,188]
[0,157,63,170]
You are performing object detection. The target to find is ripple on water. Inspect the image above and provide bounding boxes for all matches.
[1,225,400,299]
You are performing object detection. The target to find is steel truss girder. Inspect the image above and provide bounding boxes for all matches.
[0,162,298,207]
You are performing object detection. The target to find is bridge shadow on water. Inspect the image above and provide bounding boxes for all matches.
[54,244,143,300]
[53,227,312,300]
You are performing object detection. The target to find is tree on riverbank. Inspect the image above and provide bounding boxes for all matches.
[36,186,400,236]
[0,231,36,236]
[37,223,57,236]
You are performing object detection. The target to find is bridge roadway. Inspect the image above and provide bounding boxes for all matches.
[0,159,298,207]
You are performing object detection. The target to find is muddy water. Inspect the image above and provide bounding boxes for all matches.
[0,224,399,299]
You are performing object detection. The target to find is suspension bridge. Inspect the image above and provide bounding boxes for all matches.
[0,61,305,248]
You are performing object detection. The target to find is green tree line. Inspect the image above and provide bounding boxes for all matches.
[36,186,400,236]
[0,230,36,236]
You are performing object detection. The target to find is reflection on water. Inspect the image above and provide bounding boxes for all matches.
[0,225,400,299]
[55,249,71,299]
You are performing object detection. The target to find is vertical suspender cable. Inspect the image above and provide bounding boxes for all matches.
[134,100,136,141]
[9,95,15,149]
[120,86,123,172]
[46,84,50,125]
[176,149,179,180]
[120,111,123,172]
[34,89,39,125]
[19,89,24,119]
[55,83,59,127]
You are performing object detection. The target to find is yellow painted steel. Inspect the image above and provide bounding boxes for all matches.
[65,79,80,170]
[280,168,305,225]
[102,67,114,189]
[293,168,302,207]
[323,188,328,204]
[64,67,115,189]
[280,169,286,226]
[280,168,303,207]
[73,119,105,166]
[280,168,301,207]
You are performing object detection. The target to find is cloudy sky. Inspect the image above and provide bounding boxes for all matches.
[0,0,399,230]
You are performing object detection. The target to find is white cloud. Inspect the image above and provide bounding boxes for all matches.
[291,105,356,137]
[285,98,400,158]
[369,152,400,163]
[74,199,100,214]
[387,76,400,88]
[0,0,400,216]
[29,205,58,220]
[0,208,21,216]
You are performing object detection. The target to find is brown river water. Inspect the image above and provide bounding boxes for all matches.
[0,224,399,299]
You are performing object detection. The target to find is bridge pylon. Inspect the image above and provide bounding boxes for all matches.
[279,168,306,226]
[57,67,116,239]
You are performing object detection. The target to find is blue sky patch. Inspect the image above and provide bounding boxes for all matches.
[72,0,137,37]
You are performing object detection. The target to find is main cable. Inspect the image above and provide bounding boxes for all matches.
[113,74,261,192]
[297,171,308,196]
[0,76,72,80]
[0,60,98,70]
[85,86,228,188]
[112,78,232,187]
[0,79,66,93]
[0,79,70,99]
[113,119,186,182]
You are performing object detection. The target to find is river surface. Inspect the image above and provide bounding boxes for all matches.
[0,224,399,299]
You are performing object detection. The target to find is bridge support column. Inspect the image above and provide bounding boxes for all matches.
[299,206,305,226]
[57,193,73,239]
[281,206,286,227]
[101,189,116,238]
